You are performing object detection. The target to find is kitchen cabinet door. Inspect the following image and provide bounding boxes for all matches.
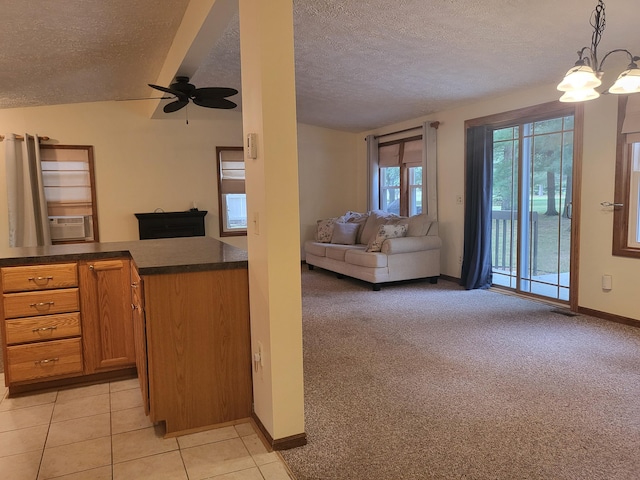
[79,259,136,373]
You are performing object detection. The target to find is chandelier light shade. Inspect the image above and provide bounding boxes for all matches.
[557,65,602,92]
[557,0,640,102]
[609,67,640,94]
[559,88,600,103]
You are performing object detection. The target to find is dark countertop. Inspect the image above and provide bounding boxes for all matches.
[0,237,248,275]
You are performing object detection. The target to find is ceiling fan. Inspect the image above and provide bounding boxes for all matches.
[148,76,238,113]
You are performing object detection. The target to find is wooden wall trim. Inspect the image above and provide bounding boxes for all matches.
[577,307,640,329]
[251,412,307,451]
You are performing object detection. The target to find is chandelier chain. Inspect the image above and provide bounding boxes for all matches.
[588,0,605,69]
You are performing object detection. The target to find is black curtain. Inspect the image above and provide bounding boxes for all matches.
[460,125,493,290]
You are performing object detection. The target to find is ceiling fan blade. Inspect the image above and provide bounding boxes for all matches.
[192,97,237,109]
[163,100,189,113]
[148,84,181,96]
[192,87,239,100]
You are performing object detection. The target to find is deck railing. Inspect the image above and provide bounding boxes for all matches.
[491,210,538,276]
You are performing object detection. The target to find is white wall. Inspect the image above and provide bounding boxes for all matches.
[359,84,640,321]
[297,123,359,248]
[0,100,359,253]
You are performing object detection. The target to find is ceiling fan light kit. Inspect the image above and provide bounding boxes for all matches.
[148,76,238,113]
[557,0,640,102]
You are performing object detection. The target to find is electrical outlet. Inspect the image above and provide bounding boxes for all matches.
[458,255,462,264]
[456,195,463,205]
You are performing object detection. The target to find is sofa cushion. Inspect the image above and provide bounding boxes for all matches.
[366,223,408,252]
[331,222,360,245]
[345,249,388,268]
[305,241,328,257]
[326,244,365,261]
[315,217,338,243]
[407,213,432,237]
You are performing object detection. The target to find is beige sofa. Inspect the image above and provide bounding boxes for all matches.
[304,211,441,290]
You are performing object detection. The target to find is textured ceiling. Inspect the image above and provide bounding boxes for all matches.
[0,0,190,108]
[1,0,639,132]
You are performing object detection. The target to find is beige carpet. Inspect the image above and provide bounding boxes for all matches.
[280,268,640,480]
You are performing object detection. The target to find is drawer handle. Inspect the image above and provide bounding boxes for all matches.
[35,357,59,365]
[32,326,58,333]
[29,301,55,310]
[28,276,53,286]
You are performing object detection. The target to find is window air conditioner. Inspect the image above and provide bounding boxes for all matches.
[49,216,87,241]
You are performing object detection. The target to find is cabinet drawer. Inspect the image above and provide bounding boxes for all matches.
[3,288,79,319]
[7,338,83,382]
[2,263,78,293]
[5,313,81,345]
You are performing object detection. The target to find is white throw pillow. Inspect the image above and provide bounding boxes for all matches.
[331,222,360,245]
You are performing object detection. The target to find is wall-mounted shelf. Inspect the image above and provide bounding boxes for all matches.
[134,211,207,240]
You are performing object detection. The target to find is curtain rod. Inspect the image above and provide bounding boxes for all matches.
[0,135,50,142]
[373,121,440,140]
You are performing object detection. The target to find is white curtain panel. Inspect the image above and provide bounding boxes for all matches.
[366,134,379,211]
[423,122,438,220]
[5,133,51,247]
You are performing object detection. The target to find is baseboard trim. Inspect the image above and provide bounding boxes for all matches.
[439,274,460,284]
[8,367,137,396]
[251,412,307,451]
[577,306,640,328]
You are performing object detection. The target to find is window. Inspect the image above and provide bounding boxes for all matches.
[378,136,423,216]
[216,146,247,236]
[40,145,99,243]
[613,95,640,257]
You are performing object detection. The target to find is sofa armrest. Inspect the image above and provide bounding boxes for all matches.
[381,235,442,254]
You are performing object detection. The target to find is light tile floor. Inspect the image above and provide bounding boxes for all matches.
[0,373,294,480]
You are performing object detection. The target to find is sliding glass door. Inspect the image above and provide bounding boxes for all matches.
[491,115,574,302]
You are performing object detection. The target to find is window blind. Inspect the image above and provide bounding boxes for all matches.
[622,95,640,144]
[219,149,245,194]
[378,138,423,167]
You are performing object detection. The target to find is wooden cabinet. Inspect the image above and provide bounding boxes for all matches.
[142,267,252,435]
[131,264,149,415]
[79,259,136,374]
[1,263,83,385]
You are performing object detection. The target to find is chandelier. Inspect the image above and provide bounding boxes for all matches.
[557,0,640,102]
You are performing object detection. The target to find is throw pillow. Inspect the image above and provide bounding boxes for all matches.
[316,217,338,243]
[360,210,396,245]
[366,223,408,252]
[331,222,360,245]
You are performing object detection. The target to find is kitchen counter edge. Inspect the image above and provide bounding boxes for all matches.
[0,237,248,275]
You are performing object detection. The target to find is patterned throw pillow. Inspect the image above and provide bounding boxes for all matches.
[316,217,338,243]
[366,223,408,252]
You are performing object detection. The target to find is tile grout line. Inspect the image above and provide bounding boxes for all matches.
[109,384,114,480]
[36,390,57,480]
